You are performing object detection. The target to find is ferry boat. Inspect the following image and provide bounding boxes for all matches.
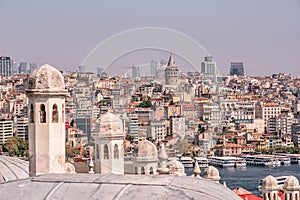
[209,156,235,167]
[242,155,280,166]
[194,157,209,168]
[258,176,288,192]
[234,157,247,168]
[180,156,194,168]
[275,155,291,165]
[289,154,300,164]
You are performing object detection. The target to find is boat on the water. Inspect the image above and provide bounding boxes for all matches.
[241,155,280,166]
[209,156,243,168]
[194,157,209,168]
[180,156,194,168]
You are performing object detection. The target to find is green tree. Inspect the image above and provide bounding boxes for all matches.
[2,137,28,156]
[139,97,152,108]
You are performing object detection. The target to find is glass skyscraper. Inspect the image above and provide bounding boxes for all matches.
[0,56,13,76]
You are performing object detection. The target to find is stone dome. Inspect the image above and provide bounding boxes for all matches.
[97,112,123,136]
[0,155,29,182]
[203,166,220,181]
[262,175,278,190]
[28,64,65,91]
[138,140,157,158]
[168,159,185,176]
[284,176,300,190]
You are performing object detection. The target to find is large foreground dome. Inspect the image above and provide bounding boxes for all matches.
[0,173,241,200]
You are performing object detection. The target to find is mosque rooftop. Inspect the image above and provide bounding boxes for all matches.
[0,173,241,200]
[0,155,29,182]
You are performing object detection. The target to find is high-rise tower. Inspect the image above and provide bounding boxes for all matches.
[0,56,13,76]
[26,64,68,176]
[165,53,179,85]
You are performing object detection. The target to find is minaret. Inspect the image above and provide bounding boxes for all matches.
[261,175,279,200]
[26,64,68,176]
[165,53,179,85]
[94,111,124,174]
[283,176,300,200]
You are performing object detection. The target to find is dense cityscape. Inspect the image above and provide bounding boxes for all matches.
[1,1,300,199]
[1,54,300,158]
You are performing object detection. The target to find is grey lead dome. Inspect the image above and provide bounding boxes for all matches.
[0,173,241,200]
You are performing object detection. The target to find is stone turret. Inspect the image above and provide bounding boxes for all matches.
[261,175,279,200]
[26,64,68,176]
[94,111,125,174]
[283,176,300,200]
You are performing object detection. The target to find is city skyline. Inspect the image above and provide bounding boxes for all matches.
[0,0,299,75]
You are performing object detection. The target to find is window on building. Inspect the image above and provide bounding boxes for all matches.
[30,104,34,123]
[114,144,119,159]
[104,144,109,159]
[40,104,46,123]
[52,104,58,123]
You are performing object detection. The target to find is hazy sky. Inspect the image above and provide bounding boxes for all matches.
[0,0,299,75]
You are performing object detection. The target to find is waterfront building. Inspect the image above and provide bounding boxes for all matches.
[0,56,13,76]
[268,116,292,137]
[230,62,244,76]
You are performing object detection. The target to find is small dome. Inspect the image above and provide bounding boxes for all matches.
[284,176,300,190]
[204,166,220,181]
[138,140,157,158]
[97,112,123,136]
[28,64,65,90]
[167,159,185,176]
[262,175,278,190]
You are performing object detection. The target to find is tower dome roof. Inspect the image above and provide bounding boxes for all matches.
[262,175,278,190]
[284,176,300,190]
[204,166,220,181]
[28,64,65,91]
[137,140,157,158]
[97,111,124,137]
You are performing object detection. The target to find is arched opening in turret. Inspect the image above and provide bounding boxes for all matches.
[296,193,299,200]
[150,167,154,174]
[104,144,109,159]
[40,104,46,123]
[62,104,65,122]
[141,167,145,175]
[290,193,293,200]
[52,104,58,123]
[96,144,99,159]
[30,104,34,123]
[114,144,119,159]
